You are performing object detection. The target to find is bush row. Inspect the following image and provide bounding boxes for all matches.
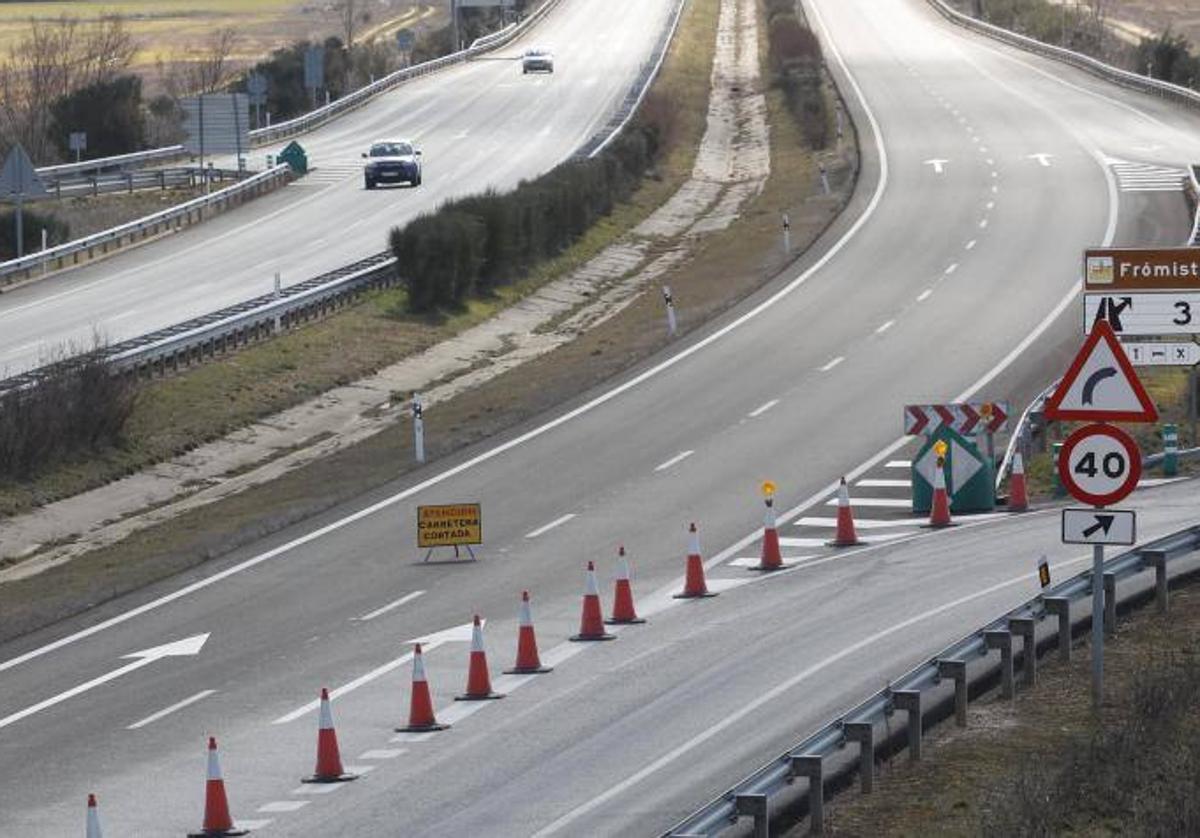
[0,350,136,480]
[764,0,828,149]
[391,121,663,314]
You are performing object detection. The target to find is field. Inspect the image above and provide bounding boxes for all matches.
[0,0,435,78]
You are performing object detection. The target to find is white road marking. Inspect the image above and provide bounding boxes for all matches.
[359,749,406,760]
[986,201,995,209]
[965,239,977,250]
[924,159,948,174]
[855,478,910,488]
[727,556,814,568]
[1138,477,1186,488]
[258,802,308,813]
[236,820,273,830]
[917,289,933,302]
[986,158,994,165]
[819,356,844,372]
[875,320,895,334]
[991,184,999,193]
[885,460,912,469]
[980,146,988,152]
[524,513,577,538]
[126,689,216,730]
[748,399,780,418]
[779,533,907,547]
[795,516,919,530]
[357,590,425,622]
[944,263,958,275]
[530,553,1093,837]
[979,218,989,228]
[345,764,376,775]
[826,497,910,508]
[291,784,344,796]
[1028,153,1053,167]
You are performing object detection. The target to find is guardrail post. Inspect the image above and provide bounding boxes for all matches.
[734,793,769,838]
[985,629,1014,698]
[842,722,874,793]
[1043,597,1071,661]
[1103,572,1117,637]
[936,659,968,726]
[892,690,922,762]
[1140,549,1169,613]
[1008,617,1037,686]
[789,755,824,834]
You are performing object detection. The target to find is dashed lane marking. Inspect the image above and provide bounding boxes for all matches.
[126,689,216,730]
[819,356,844,372]
[258,802,308,813]
[525,513,577,538]
[748,399,779,418]
[357,590,425,622]
[795,516,920,530]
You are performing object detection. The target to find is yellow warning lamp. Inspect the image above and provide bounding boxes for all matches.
[933,440,948,457]
[980,402,994,419]
[761,480,777,499]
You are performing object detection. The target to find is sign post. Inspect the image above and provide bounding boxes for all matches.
[412,393,425,464]
[1045,317,1158,708]
[69,131,87,163]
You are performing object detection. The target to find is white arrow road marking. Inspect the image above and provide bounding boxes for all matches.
[1028,153,1053,167]
[924,158,948,174]
[0,634,209,730]
[409,620,480,645]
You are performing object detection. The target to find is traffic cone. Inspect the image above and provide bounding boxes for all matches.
[505,591,552,674]
[1008,452,1029,512]
[457,615,504,700]
[303,688,356,783]
[606,547,646,625]
[828,477,862,547]
[395,644,449,732]
[756,496,784,571]
[187,737,248,837]
[570,561,615,641]
[86,794,102,838]
[928,458,953,528]
[675,523,717,599]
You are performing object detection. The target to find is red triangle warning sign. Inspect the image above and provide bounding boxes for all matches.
[1044,320,1158,422]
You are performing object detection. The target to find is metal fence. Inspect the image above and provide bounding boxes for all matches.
[665,522,1200,836]
[40,167,247,200]
[34,146,186,181]
[0,164,294,287]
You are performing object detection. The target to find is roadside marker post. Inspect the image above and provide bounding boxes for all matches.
[1046,317,1157,708]
[1163,423,1178,476]
[662,286,677,337]
[781,213,791,254]
[412,392,425,464]
[1037,555,1051,589]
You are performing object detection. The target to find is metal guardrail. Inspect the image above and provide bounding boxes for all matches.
[34,146,187,180]
[0,164,293,286]
[248,0,564,146]
[665,522,1200,836]
[1188,166,1200,246]
[927,0,1200,110]
[41,166,248,199]
[578,0,689,159]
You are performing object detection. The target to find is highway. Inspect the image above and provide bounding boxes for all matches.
[0,0,677,376]
[3,0,1200,834]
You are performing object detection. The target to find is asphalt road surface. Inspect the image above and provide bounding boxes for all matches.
[3,0,1200,835]
[0,0,677,376]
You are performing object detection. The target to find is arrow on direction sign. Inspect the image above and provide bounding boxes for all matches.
[1082,515,1114,538]
[0,634,210,730]
[407,620,481,646]
[924,159,949,174]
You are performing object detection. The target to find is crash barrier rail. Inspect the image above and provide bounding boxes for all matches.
[40,166,248,199]
[0,250,398,398]
[248,0,564,146]
[665,523,1200,836]
[927,0,1200,111]
[577,0,689,159]
[1190,166,1200,246]
[0,164,293,287]
[34,146,186,181]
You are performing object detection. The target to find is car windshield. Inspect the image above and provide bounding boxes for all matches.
[526,49,548,56]
[370,142,412,157]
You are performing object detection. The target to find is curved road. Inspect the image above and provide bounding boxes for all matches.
[2,0,1200,835]
[0,0,677,376]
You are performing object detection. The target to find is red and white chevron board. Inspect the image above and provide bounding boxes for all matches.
[904,402,1009,435]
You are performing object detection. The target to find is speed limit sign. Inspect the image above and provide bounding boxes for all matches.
[1058,423,1142,506]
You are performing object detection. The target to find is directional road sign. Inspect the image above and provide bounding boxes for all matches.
[903,402,1009,435]
[1084,247,1200,292]
[1121,340,1200,367]
[1057,423,1142,506]
[1044,319,1158,422]
[1062,508,1136,546]
[1085,292,1200,336]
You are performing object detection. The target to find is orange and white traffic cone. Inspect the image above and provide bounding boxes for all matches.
[395,643,449,732]
[606,547,646,625]
[570,561,615,641]
[756,495,783,571]
[675,523,717,599]
[928,457,953,528]
[505,591,552,674]
[457,615,504,700]
[303,688,356,783]
[828,477,862,547]
[1008,452,1029,512]
[187,737,248,837]
[86,794,103,838]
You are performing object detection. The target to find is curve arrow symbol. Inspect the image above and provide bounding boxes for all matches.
[0,633,210,731]
[1081,367,1116,405]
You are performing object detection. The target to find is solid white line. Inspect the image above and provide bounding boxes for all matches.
[917,289,933,302]
[126,689,216,730]
[357,590,425,622]
[0,0,898,675]
[875,320,895,334]
[944,263,958,275]
[748,399,779,418]
[524,513,577,538]
[819,356,844,372]
[855,478,909,488]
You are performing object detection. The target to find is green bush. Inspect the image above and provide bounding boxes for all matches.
[0,209,70,262]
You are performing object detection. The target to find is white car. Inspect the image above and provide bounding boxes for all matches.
[362,139,422,189]
[522,48,554,74]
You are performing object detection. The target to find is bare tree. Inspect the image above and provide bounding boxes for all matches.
[333,0,373,51]
[185,27,241,93]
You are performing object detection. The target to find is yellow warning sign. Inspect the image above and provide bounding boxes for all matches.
[417,504,482,548]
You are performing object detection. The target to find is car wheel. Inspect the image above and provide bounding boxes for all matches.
[365,178,375,190]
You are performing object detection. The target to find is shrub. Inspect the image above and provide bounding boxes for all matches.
[767,10,828,148]
[0,209,70,262]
